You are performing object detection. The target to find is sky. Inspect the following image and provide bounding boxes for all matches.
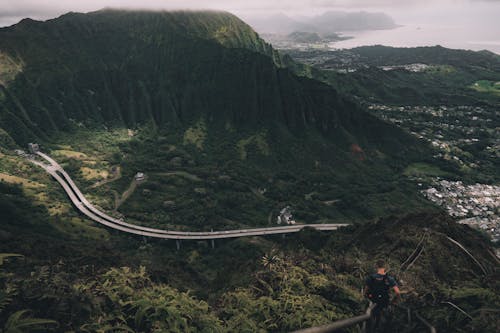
[1,0,499,24]
[1,0,499,53]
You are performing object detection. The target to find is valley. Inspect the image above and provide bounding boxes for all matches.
[27,148,349,239]
[12,123,432,231]
[0,9,498,333]
[368,104,499,183]
[275,44,500,246]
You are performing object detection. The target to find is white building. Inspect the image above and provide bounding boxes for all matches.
[277,206,296,225]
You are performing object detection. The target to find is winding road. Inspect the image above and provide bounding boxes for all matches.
[30,151,349,240]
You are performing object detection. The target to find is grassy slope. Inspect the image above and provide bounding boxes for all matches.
[37,124,436,231]
[284,46,500,106]
[2,12,496,332]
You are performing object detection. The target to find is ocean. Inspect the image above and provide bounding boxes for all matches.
[331,23,500,55]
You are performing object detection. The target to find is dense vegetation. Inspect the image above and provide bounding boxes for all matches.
[1,182,498,332]
[0,9,498,332]
[283,45,500,106]
[0,9,437,228]
[0,9,280,143]
[281,45,500,184]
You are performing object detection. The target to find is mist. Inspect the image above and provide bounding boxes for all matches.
[1,0,499,53]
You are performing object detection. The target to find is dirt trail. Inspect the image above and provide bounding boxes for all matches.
[115,178,138,210]
[89,166,121,189]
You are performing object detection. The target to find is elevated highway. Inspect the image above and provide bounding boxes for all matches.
[31,151,349,240]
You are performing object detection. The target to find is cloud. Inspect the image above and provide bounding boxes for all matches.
[0,0,498,27]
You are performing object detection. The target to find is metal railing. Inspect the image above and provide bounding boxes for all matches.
[291,303,376,333]
[29,151,349,240]
[292,303,437,333]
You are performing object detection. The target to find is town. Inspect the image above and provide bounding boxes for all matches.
[368,104,499,175]
[281,48,442,73]
[368,104,499,244]
[423,180,500,243]
[280,48,365,72]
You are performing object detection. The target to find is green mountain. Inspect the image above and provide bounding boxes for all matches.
[0,10,420,153]
[1,183,498,332]
[283,45,500,106]
[280,45,500,184]
[0,9,286,143]
[1,10,497,332]
[0,9,438,229]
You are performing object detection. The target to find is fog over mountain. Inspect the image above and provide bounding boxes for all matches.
[0,0,498,53]
[246,11,398,35]
[0,2,499,332]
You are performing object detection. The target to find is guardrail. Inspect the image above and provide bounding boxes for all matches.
[292,303,376,333]
[29,152,349,240]
[292,302,437,333]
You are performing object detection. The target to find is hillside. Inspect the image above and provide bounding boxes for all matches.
[0,10,498,333]
[0,10,408,145]
[283,45,500,106]
[1,186,498,331]
[280,45,500,186]
[0,9,285,143]
[0,9,436,230]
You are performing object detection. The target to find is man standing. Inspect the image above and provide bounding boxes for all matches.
[364,259,401,331]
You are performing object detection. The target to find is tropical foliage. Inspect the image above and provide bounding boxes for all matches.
[0,254,58,333]
[75,266,223,333]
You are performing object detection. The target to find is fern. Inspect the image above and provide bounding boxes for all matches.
[0,254,23,267]
[3,310,58,333]
[0,291,12,312]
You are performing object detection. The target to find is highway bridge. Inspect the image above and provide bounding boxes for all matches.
[30,151,349,240]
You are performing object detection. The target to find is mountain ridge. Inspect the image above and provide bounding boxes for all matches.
[0,9,415,158]
[0,11,497,332]
[245,10,397,35]
[0,9,435,230]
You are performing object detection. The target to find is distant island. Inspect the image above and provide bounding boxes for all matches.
[245,10,396,50]
[288,31,351,43]
[306,11,398,33]
[262,30,352,50]
[245,11,398,35]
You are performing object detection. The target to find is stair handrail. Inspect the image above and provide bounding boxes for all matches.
[291,302,376,333]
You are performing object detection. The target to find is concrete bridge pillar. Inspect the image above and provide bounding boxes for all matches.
[176,240,181,251]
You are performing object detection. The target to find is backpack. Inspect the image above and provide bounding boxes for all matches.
[366,274,391,303]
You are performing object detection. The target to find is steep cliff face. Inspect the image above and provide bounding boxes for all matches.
[0,9,414,156]
[0,10,278,142]
[0,9,434,228]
